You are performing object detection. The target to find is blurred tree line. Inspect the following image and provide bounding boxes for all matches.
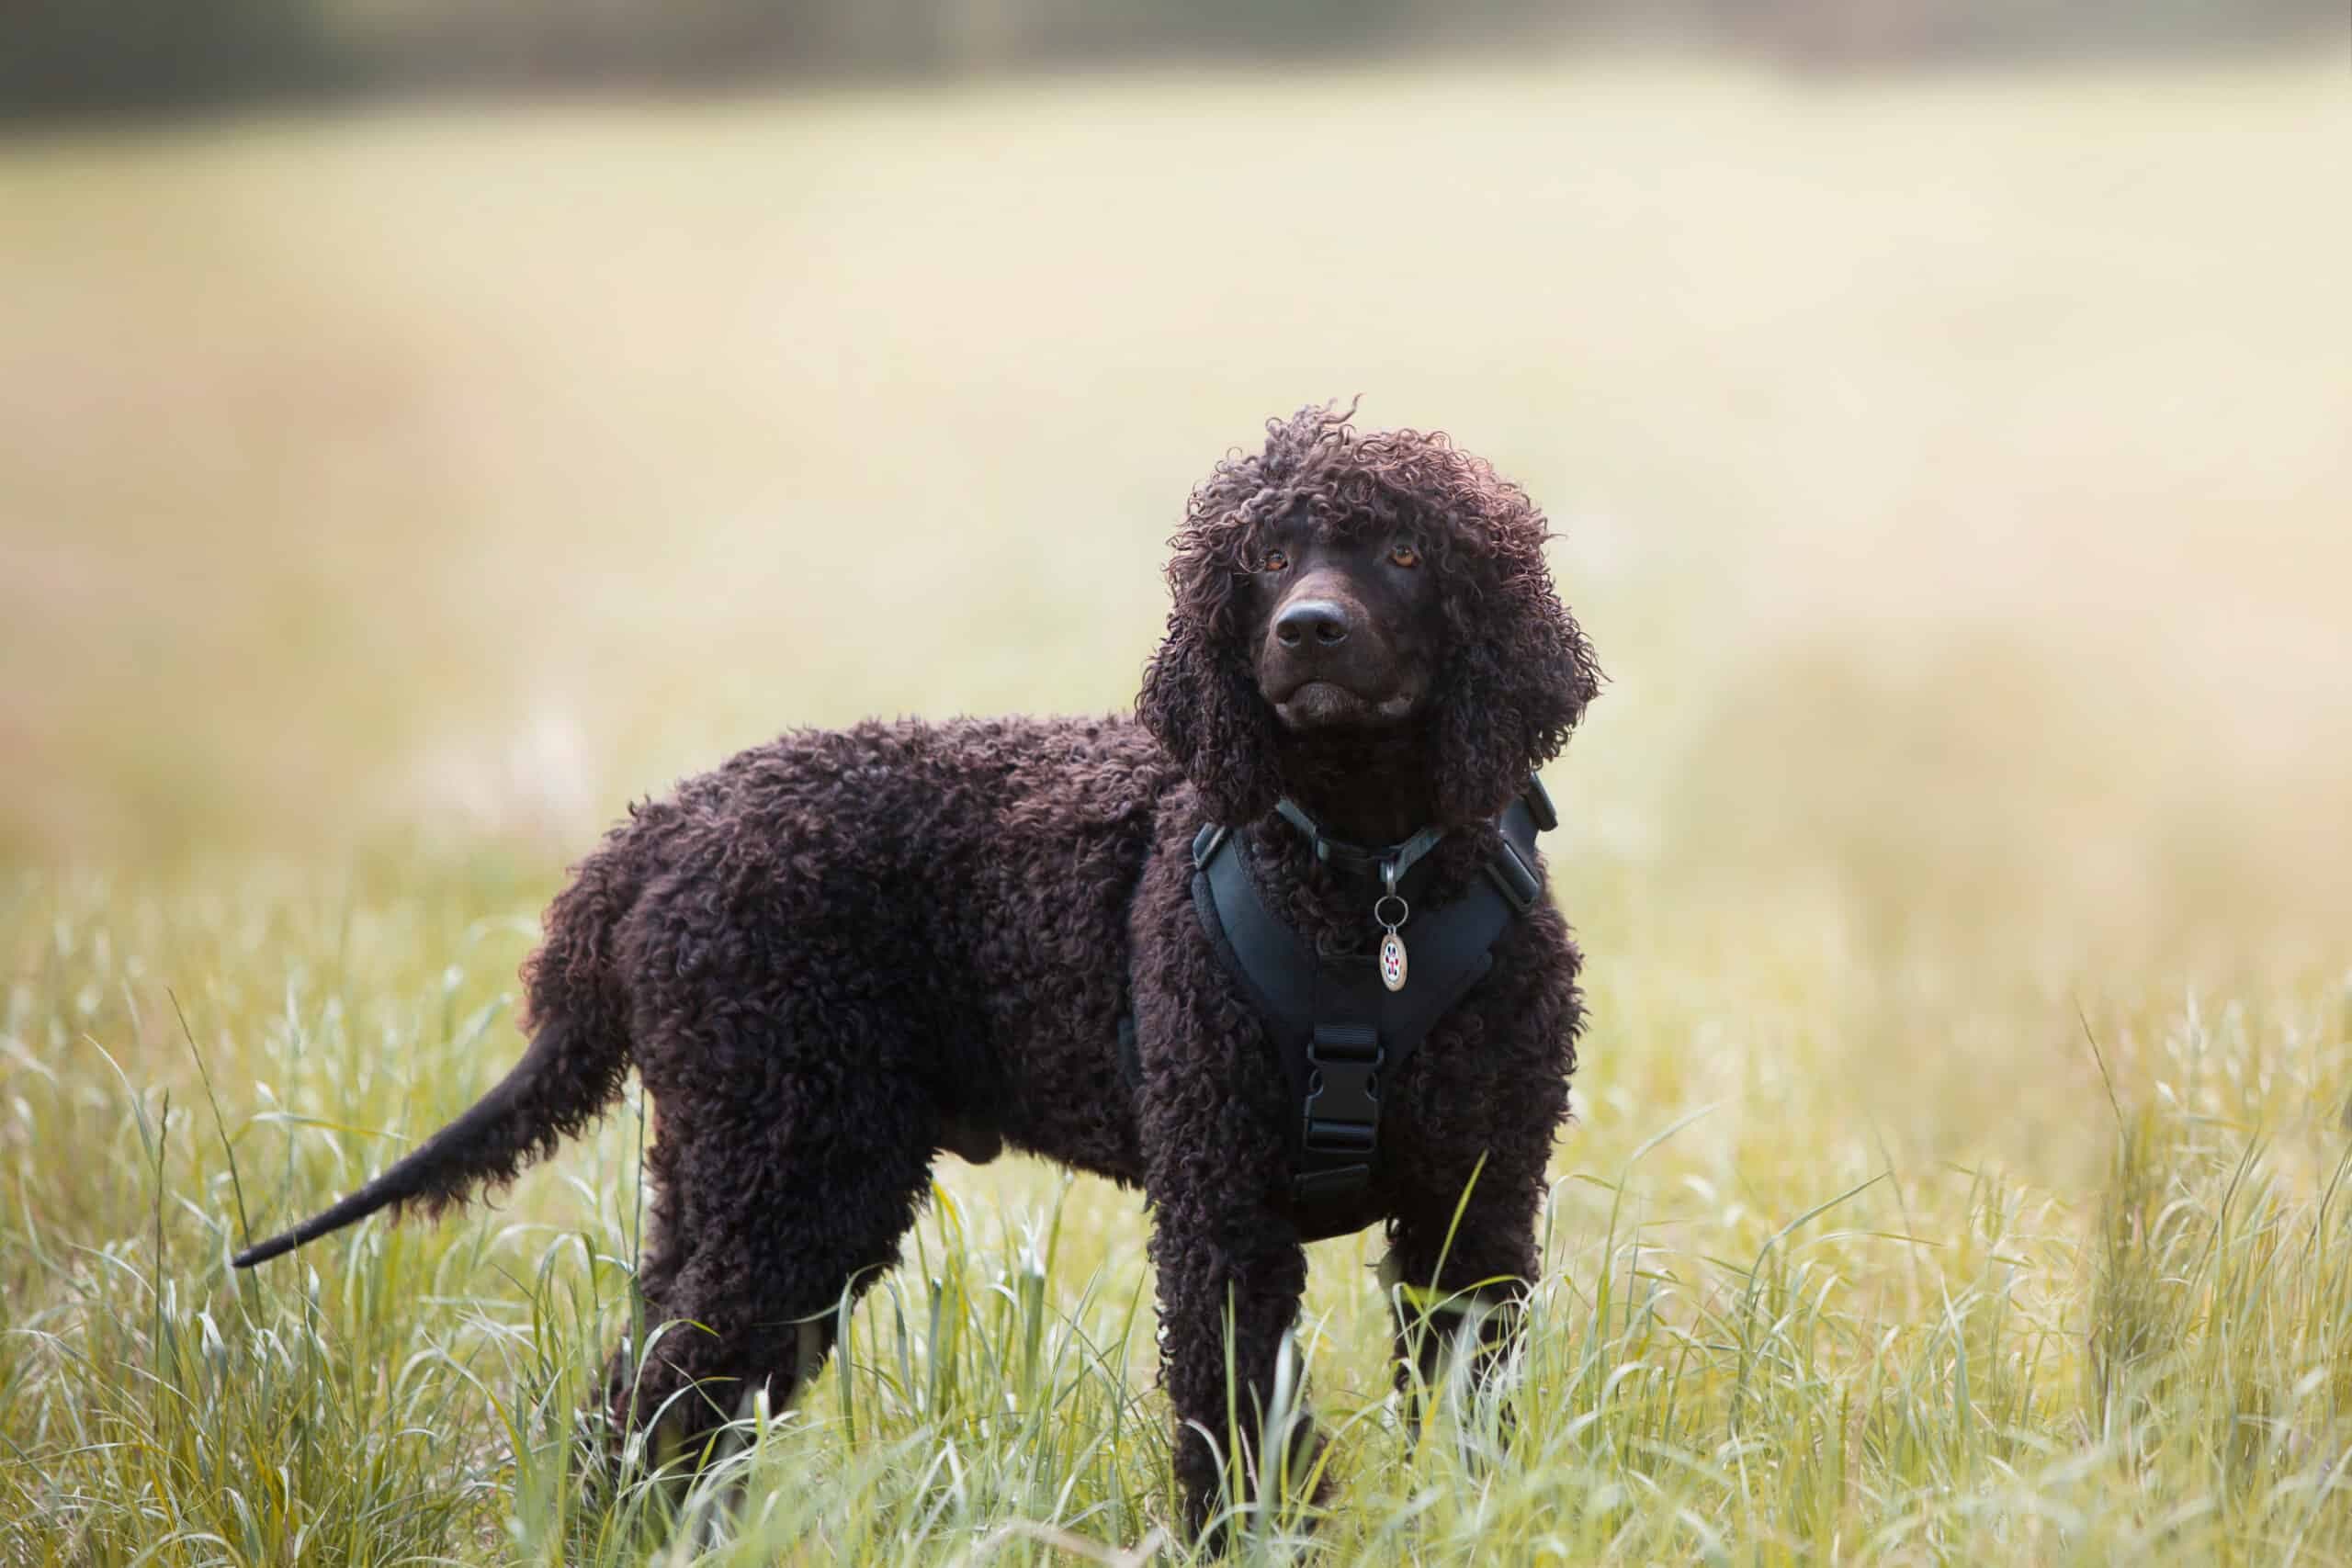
[3,0,2338,118]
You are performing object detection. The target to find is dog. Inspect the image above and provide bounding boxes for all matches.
[233,402,1601,1536]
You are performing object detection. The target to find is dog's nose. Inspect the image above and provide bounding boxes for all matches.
[1274,600,1351,649]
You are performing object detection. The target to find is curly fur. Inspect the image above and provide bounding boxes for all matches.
[1143,404,1600,826]
[232,403,1602,1539]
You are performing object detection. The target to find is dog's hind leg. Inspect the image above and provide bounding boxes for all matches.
[601,1054,938,1472]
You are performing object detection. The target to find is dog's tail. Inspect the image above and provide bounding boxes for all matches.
[234,840,642,1269]
[232,1015,626,1267]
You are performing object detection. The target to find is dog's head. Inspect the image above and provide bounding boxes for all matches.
[1139,403,1601,827]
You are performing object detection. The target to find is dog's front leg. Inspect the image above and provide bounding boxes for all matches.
[1383,1174,1538,1447]
[1146,1164,1319,1545]
[1133,997,1328,1551]
[1385,928,1580,1445]
[1127,843,1336,1543]
[1381,1069,1562,1442]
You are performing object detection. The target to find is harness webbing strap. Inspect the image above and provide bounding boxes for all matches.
[1182,784,1552,1242]
[1272,801,1449,892]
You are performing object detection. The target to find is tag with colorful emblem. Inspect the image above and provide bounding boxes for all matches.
[1374,893,1409,993]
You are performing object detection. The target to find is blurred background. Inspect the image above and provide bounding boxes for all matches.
[4,0,2345,115]
[4,3,2347,1154]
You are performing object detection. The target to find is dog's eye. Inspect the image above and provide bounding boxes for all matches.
[1388,542,1421,569]
[1261,549,1290,572]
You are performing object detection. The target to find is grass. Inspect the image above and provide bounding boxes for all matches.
[4,51,2351,1565]
[8,869,2350,1562]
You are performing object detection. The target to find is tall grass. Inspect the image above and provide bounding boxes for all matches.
[6,863,2348,1562]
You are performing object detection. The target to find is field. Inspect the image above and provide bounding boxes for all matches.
[4,56,2350,1564]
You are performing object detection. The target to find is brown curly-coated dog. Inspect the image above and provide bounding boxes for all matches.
[233,402,1602,1537]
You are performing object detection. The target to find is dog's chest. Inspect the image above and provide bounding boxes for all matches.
[1178,790,1551,1241]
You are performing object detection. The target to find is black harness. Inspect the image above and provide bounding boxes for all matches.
[1120,778,1555,1243]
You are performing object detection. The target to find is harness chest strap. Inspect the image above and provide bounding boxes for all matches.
[1118,779,1553,1244]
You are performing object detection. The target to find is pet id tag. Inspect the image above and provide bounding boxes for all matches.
[1374,894,1409,993]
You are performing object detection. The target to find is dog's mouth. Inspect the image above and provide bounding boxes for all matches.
[1268,679,1420,731]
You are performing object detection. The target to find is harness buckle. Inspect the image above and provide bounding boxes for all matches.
[1523,774,1559,832]
[1487,840,1543,914]
[1303,1119,1376,1153]
[1302,1022,1382,1152]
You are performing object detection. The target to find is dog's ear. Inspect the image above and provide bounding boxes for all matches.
[1428,544,1602,825]
[1137,536,1282,826]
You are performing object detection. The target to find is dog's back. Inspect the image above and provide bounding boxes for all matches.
[234,714,1179,1267]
